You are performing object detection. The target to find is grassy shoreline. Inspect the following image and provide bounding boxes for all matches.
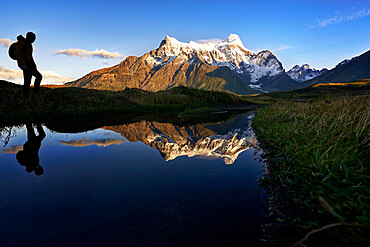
[0,80,259,127]
[252,95,369,245]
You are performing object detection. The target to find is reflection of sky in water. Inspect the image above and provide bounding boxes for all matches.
[1,127,126,155]
[0,113,268,247]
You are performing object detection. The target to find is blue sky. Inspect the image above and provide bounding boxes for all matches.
[1,0,369,84]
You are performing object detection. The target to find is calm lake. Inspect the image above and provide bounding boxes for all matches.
[0,111,269,247]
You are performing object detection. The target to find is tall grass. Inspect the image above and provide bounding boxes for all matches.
[0,82,251,126]
[252,95,370,244]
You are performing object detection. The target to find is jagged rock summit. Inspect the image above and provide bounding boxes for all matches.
[67,34,299,93]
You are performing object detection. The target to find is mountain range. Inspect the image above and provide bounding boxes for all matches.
[66,34,299,93]
[296,50,370,88]
[66,35,369,94]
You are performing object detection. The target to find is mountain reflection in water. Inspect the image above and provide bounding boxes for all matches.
[103,112,257,164]
[0,111,268,247]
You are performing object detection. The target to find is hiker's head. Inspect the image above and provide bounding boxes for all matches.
[26,32,36,43]
[34,165,44,176]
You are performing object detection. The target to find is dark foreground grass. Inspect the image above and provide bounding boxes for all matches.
[0,80,254,126]
[252,95,370,245]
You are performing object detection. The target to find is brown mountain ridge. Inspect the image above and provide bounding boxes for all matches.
[66,53,257,95]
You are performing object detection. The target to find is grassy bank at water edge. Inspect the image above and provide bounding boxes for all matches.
[252,95,369,245]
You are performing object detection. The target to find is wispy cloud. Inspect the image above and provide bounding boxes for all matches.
[41,71,75,84]
[58,137,123,147]
[196,38,223,44]
[0,66,74,84]
[55,48,124,59]
[2,144,23,154]
[273,45,293,52]
[0,38,13,48]
[309,8,370,29]
[0,67,21,80]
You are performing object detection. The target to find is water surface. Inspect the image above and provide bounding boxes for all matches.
[0,112,268,247]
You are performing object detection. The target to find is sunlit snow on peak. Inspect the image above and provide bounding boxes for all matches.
[225,34,244,47]
[150,34,283,84]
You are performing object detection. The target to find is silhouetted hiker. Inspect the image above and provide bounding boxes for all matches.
[16,122,46,176]
[13,32,43,93]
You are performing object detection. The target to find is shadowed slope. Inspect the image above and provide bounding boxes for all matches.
[296,50,370,89]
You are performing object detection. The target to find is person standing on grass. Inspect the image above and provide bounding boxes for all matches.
[14,32,43,93]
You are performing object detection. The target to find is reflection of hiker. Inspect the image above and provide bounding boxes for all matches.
[9,32,43,93]
[16,122,46,176]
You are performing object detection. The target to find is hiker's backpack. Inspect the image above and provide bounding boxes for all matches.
[8,42,18,60]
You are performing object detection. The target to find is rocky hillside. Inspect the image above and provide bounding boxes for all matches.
[67,34,299,94]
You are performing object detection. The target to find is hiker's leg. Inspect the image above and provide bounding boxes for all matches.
[36,123,46,141]
[23,69,31,92]
[31,69,43,91]
[26,122,36,141]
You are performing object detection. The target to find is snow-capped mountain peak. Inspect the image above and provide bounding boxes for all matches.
[158,34,249,53]
[226,34,242,43]
[287,64,328,82]
[336,59,351,67]
[223,34,245,48]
